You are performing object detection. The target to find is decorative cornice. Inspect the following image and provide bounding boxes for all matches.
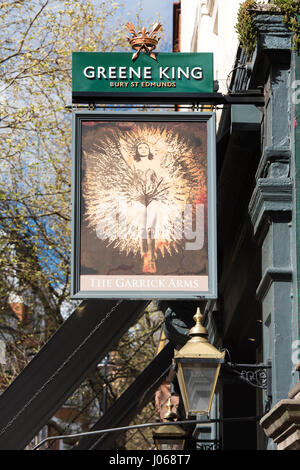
[289,382,300,400]
[249,177,293,237]
[251,12,292,53]
[260,399,300,450]
[255,146,291,180]
[256,267,293,302]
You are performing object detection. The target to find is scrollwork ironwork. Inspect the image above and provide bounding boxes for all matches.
[225,360,272,397]
[196,440,221,450]
[240,368,267,389]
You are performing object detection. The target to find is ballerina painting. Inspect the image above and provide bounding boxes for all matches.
[75,115,213,297]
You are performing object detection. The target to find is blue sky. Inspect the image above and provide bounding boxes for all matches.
[118,0,174,52]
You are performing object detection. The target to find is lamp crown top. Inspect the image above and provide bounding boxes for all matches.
[189,307,208,337]
[164,396,177,421]
[167,396,172,412]
[194,307,202,323]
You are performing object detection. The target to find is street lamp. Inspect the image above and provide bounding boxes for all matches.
[153,397,188,450]
[98,354,114,415]
[174,308,225,417]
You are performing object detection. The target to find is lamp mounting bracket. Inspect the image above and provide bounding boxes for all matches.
[224,359,272,397]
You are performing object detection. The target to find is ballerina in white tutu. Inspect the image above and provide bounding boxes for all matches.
[82,123,207,275]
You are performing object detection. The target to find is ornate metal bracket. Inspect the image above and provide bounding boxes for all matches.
[195,439,221,450]
[224,360,272,398]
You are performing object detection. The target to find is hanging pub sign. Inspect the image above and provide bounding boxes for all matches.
[72,23,214,103]
[72,52,214,102]
[71,112,217,299]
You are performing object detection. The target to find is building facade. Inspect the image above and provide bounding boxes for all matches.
[174,0,300,450]
[0,0,299,452]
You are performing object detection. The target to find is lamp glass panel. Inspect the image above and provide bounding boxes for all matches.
[181,362,217,413]
[156,439,184,451]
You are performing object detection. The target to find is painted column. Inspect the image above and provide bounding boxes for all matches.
[248,14,296,448]
[293,50,300,373]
